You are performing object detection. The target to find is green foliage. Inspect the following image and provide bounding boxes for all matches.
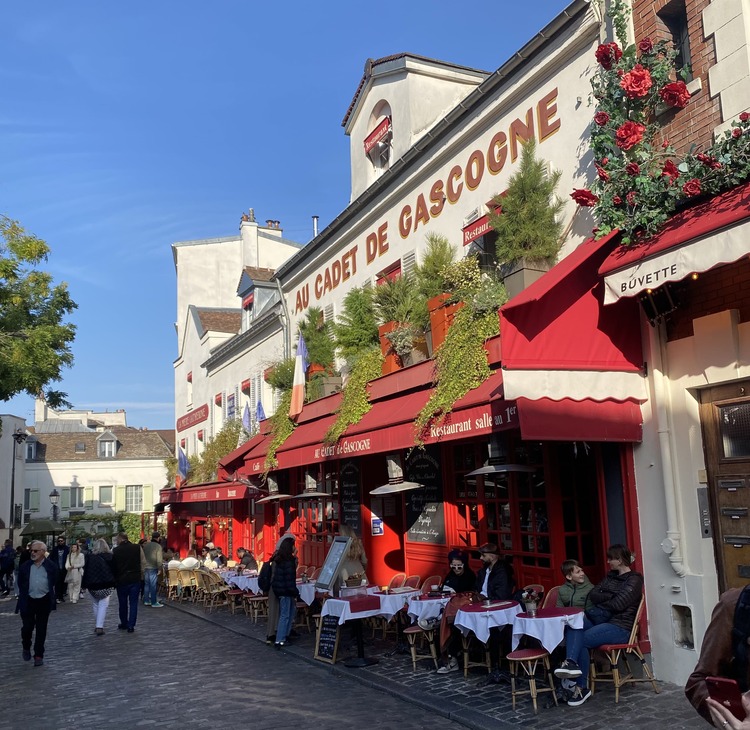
[265,357,295,392]
[118,512,142,543]
[333,286,379,364]
[324,347,384,444]
[264,389,295,475]
[372,273,421,326]
[298,306,335,371]
[0,216,77,410]
[164,455,177,486]
[386,323,420,359]
[63,512,121,540]
[489,138,564,267]
[412,233,456,329]
[189,419,244,483]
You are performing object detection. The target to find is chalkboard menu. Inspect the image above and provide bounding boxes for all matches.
[315,536,352,593]
[405,446,446,544]
[339,460,361,535]
[314,614,341,664]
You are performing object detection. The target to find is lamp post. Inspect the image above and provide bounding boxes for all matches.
[8,429,27,543]
[49,489,60,522]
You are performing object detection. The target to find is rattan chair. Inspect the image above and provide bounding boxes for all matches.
[507,648,558,713]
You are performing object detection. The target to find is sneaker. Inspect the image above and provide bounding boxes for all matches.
[127,628,135,633]
[33,656,44,667]
[117,624,127,630]
[22,649,31,661]
[554,659,582,679]
[567,686,592,706]
[274,641,285,649]
[95,628,105,636]
[436,657,459,674]
[150,602,164,608]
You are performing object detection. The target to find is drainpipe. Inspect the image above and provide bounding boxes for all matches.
[649,321,687,577]
[275,277,291,360]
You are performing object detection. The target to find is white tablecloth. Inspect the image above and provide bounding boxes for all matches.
[374,590,421,619]
[407,595,451,623]
[511,607,585,653]
[321,589,421,626]
[454,601,522,644]
[297,582,316,606]
[224,574,260,593]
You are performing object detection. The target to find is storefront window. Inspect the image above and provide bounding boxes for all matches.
[294,465,339,567]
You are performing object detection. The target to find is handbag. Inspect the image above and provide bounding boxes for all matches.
[585,604,612,625]
[64,570,75,583]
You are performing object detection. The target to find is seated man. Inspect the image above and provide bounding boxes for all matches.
[236,547,258,571]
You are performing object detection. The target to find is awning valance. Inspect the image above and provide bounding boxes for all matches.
[165,484,253,503]
[600,181,750,304]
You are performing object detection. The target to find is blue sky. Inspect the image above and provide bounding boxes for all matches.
[0,0,569,430]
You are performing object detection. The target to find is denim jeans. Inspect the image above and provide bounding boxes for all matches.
[564,616,630,688]
[144,568,158,605]
[276,595,296,644]
[116,582,141,630]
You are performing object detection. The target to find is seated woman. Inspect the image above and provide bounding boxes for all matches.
[335,525,368,590]
[554,544,643,707]
[436,549,476,674]
[441,549,476,593]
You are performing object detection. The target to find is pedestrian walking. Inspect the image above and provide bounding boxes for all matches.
[49,537,69,603]
[0,539,15,596]
[16,540,57,666]
[81,538,116,636]
[271,537,299,649]
[141,531,164,608]
[64,543,85,603]
[111,532,146,633]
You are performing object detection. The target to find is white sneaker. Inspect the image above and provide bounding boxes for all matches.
[436,657,459,674]
[567,686,592,707]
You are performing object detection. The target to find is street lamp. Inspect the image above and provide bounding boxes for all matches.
[49,489,60,522]
[8,429,27,543]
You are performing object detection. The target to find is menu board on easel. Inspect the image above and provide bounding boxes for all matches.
[339,460,361,535]
[315,536,352,593]
[314,613,341,664]
[405,445,446,544]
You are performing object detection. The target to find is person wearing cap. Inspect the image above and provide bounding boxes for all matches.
[141,532,164,608]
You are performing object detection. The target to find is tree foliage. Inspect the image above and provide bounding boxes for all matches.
[298,306,335,371]
[0,216,77,412]
[333,286,379,365]
[187,419,244,484]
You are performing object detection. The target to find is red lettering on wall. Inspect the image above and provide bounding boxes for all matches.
[510,108,534,162]
[399,206,412,239]
[413,194,430,231]
[366,232,378,263]
[487,131,507,174]
[429,180,445,216]
[446,165,463,204]
[537,87,560,141]
[465,148,484,190]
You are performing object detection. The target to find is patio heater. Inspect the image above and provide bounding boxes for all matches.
[49,489,60,522]
[8,429,27,542]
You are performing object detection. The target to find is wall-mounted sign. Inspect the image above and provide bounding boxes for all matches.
[176,403,209,432]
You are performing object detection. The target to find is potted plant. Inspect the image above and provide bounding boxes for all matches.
[297,307,341,400]
[488,137,564,299]
[332,286,379,364]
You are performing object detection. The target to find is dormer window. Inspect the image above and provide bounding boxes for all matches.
[365,112,392,173]
[75,442,86,453]
[242,291,254,329]
[97,432,117,459]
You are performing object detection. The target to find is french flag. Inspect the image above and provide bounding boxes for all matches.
[176,446,189,488]
[288,332,308,418]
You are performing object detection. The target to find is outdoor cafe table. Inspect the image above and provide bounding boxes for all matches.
[221,573,317,606]
[322,589,422,625]
[454,600,522,644]
[511,606,585,654]
[407,594,451,623]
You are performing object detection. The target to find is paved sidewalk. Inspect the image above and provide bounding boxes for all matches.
[162,595,706,730]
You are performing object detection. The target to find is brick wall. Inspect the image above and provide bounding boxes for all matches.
[666,257,750,340]
[632,0,723,155]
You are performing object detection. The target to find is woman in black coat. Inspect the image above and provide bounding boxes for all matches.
[270,538,299,648]
[81,538,116,636]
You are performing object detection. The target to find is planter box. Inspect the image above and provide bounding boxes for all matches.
[401,335,430,367]
[501,260,551,301]
[307,362,326,380]
[378,322,401,376]
[428,293,464,352]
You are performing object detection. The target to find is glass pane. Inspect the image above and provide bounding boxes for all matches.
[720,403,750,458]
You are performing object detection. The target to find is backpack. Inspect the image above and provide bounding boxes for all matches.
[257,560,273,594]
[732,584,750,691]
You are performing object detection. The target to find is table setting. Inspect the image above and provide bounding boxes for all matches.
[511,606,584,653]
[453,600,522,644]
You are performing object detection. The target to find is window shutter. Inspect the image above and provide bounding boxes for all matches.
[115,485,127,511]
[24,489,40,511]
[142,485,153,511]
[402,250,416,275]
[61,488,71,510]
[84,486,94,510]
[323,303,335,322]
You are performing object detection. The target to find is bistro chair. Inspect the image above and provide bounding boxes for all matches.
[403,624,439,671]
[589,595,660,702]
[388,573,407,590]
[403,574,421,589]
[506,648,557,714]
[295,599,312,633]
[308,566,321,581]
[541,585,560,609]
[177,570,197,603]
[166,569,181,601]
[203,572,231,612]
[243,594,269,623]
[523,584,545,601]
[296,564,309,579]
[420,575,443,594]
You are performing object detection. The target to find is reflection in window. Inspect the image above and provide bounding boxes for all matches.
[720,403,750,459]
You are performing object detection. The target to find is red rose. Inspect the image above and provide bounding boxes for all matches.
[594,111,610,126]
[662,139,670,149]
[625,162,640,176]
[615,121,646,150]
[601,157,609,166]
[626,191,637,205]
[659,81,690,109]
[733,127,743,138]
[741,112,750,122]
[683,178,702,197]
[613,196,623,205]
[596,165,610,182]
[571,188,599,207]
[638,38,653,53]
[620,64,653,98]
[595,42,622,70]
[662,160,679,182]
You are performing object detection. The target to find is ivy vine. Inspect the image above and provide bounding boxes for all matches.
[324,347,384,445]
[263,389,295,476]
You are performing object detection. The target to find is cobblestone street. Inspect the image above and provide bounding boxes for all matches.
[0,593,708,730]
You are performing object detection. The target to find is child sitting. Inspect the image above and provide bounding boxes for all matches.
[556,559,593,608]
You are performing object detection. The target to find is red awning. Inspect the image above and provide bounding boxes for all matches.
[364,116,392,154]
[167,484,252,503]
[241,378,251,392]
[599,180,750,304]
[242,292,254,308]
[500,233,646,403]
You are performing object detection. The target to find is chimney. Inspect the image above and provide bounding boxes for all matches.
[312,215,319,238]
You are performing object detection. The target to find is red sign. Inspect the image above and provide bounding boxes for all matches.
[364,117,392,154]
[171,484,249,502]
[176,403,209,432]
[463,215,491,246]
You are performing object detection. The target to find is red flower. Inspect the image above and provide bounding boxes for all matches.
[660,81,690,109]
[741,112,750,122]
[638,38,653,53]
[733,127,743,138]
[662,139,670,149]
[625,162,640,176]
[595,42,622,70]
[596,165,610,182]
[615,121,646,150]
[683,178,702,197]
[662,160,679,182]
[571,188,599,207]
[696,153,721,169]
[601,157,609,166]
[594,111,610,126]
[620,64,653,98]
[613,196,623,205]
[626,191,637,205]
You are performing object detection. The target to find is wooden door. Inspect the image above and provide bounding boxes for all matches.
[700,380,750,592]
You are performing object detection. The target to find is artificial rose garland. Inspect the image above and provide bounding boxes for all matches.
[570,188,599,206]
[615,121,646,150]
[659,81,690,109]
[620,64,652,98]
[594,111,610,126]
[683,178,702,196]
[595,42,622,70]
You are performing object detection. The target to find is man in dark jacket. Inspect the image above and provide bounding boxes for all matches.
[48,537,69,603]
[16,540,57,666]
[0,539,15,596]
[112,532,145,633]
[475,543,513,601]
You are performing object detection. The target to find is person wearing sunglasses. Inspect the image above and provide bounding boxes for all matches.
[442,550,476,594]
[16,541,58,666]
[435,550,476,674]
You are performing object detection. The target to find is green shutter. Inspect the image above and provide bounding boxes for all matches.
[84,486,94,510]
[115,485,127,511]
[61,488,70,510]
[142,484,153,512]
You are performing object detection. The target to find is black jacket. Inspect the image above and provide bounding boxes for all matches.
[475,561,513,601]
[588,570,643,631]
[112,541,144,585]
[271,556,299,598]
[82,553,115,590]
[443,567,476,593]
[16,558,58,613]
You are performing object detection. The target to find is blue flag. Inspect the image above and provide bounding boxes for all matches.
[256,399,266,422]
[177,446,189,487]
[242,403,251,432]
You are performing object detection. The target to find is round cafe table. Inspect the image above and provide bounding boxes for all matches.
[511,606,584,654]
[407,594,451,623]
[453,600,522,644]
[223,574,260,593]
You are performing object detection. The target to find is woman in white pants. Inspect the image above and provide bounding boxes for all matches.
[65,544,85,603]
[81,539,115,636]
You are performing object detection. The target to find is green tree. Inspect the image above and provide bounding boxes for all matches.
[0,216,77,422]
[188,419,244,483]
[333,286,379,365]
